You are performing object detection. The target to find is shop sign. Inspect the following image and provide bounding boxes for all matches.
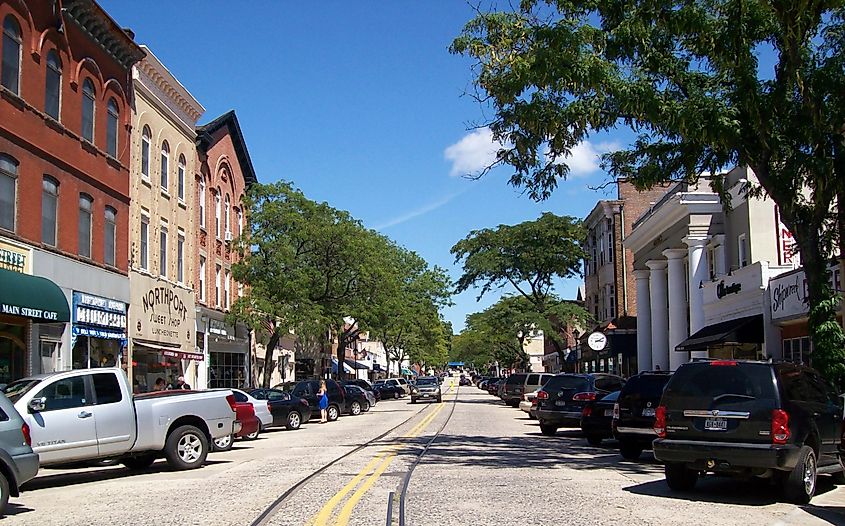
[770,271,809,320]
[0,239,30,274]
[716,280,742,299]
[0,303,60,321]
[208,318,234,339]
[72,292,127,339]
[130,273,195,347]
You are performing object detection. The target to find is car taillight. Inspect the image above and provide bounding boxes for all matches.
[710,360,737,366]
[772,409,790,444]
[654,406,667,438]
[226,394,237,412]
[536,390,549,400]
[572,392,596,401]
[582,406,592,417]
[612,402,620,420]
[531,399,538,406]
[21,422,31,447]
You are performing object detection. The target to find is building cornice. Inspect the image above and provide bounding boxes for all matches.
[135,46,204,127]
[62,0,145,70]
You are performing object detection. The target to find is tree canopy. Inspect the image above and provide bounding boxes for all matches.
[452,0,845,386]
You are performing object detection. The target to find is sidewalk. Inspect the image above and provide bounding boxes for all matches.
[773,485,845,525]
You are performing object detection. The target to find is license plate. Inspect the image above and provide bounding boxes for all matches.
[642,408,656,417]
[704,417,727,431]
[555,400,567,407]
[421,394,430,398]
[604,409,614,416]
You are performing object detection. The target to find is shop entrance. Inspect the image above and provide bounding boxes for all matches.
[0,322,26,386]
[71,335,120,369]
[209,351,246,388]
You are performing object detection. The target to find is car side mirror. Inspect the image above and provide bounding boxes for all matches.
[28,397,46,413]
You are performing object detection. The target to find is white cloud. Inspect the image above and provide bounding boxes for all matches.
[549,140,620,178]
[444,127,503,177]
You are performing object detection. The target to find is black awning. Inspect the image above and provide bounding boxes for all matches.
[675,314,764,352]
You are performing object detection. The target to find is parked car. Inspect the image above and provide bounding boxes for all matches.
[343,379,379,403]
[212,395,259,452]
[411,376,442,404]
[249,388,312,430]
[653,360,845,503]
[519,389,541,418]
[486,378,503,395]
[3,368,237,471]
[396,377,411,395]
[535,373,626,436]
[478,378,490,390]
[503,373,555,407]
[0,393,38,514]
[229,389,272,438]
[581,391,621,446]
[374,379,406,399]
[459,376,472,387]
[285,379,346,422]
[342,385,371,415]
[613,371,672,459]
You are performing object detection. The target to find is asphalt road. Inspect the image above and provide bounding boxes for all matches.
[6,380,845,526]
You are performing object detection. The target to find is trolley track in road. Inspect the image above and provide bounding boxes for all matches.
[249,394,439,526]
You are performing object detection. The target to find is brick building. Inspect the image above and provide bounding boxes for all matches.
[579,179,668,377]
[194,111,257,389]
[0,0,143,382]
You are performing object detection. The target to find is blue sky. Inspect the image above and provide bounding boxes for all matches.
[101,1,620,331]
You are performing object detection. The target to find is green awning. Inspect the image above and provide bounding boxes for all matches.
[0,267,69,322]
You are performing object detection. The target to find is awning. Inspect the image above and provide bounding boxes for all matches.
[401,367,417,376]
[344,359,370,370]
[675,314,764,352]
[133,340,204,361]
[447,361,464,367]
[0,267,70,322]
[331,357,355,374]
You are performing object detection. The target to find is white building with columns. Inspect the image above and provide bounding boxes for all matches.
[624,167,794,372]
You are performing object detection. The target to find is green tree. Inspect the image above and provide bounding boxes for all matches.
[451,212,590,357]
[452,1,845,386]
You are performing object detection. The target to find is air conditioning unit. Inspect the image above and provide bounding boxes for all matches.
[224,231,233,242]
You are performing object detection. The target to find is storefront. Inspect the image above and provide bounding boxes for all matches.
[71,291,127,369]
[578,318,638,377]
[198,310,250,389]
[0,237,70,384]
[129,273,198,392]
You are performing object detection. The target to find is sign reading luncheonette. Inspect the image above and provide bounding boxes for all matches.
[130,273,195,348]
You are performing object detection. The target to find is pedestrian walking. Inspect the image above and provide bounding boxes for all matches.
[318,379,329,423]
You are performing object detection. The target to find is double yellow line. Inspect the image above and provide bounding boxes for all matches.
[309,391,452,526]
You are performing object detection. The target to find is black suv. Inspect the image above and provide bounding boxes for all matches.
[653,360,845,503]
[613,371,673,459]
[287,379,347,422]
[535,373,626,436]
[500,373,529,407]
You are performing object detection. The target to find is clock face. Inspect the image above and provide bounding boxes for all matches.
[587,332,607,351]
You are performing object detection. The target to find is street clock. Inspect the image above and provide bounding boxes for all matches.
[587,332,608,351]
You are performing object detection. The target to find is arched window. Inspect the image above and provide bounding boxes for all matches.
[78,193,93,258]
[160,141,169,190]
[42,176,59,246]
[177,154,186,200]
[214,191,221,238]
[224,195,230,236]
[141,126,151,177]
[0,154,18,231]
[45,50,62,120]
[1,16,21,94]
[104,206,116,266]
[199,179,206,228]
[106,98,119,158]
[81,79,95,142]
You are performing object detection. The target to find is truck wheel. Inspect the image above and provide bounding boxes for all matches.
[327,405,340,422]
[783,445,817,504]
[285,411,302,430]
[665,463,698,491]
[122,454,156,470]
[350,401,362,416]
[540,423,558,436]
[212,434,233,452]
[0,472,9,515]
[619,441,643,460]
[165,425,209,470]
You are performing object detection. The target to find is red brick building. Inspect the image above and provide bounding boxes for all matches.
[0,0,143,381]
[193,111,257,388]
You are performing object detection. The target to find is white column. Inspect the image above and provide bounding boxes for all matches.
[633,270,652,372]
[684,236,710,359]
[664,249,689,371]
[646,259,669,371]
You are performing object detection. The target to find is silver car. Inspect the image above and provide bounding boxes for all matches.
[411,376,442,404]
[0,393,38,513]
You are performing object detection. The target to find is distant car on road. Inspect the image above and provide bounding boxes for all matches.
[249,388,312,430]
[613,371,672,459]
[580,391,620,446]
[411,376,442,404]
[343,379,379,403]
[535,373,626,436]
[653,360,845,503]
[459,376,472,386]
[0,393,38,514]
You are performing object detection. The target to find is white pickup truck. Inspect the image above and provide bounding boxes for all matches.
[3,368,238,471]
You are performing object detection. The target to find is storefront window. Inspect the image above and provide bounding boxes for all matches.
[71,336,119,369]
[0,322,27,386]
[783,337,812,366]
[132,347,183,393]
[209,351,246,388]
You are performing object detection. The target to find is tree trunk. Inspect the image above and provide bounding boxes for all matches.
[263,329,281,388]
[838,187,845,330]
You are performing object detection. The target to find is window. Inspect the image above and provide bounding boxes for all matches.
[45,50,61,120]
[609,285,616,319]
[177,231,184,283]
[0,154,17,231]
[215,265,221,306]
[1,16,21,94]
[177,155,186,200]
[607,218,614,263]
[106,98,118,158]
[224,195,231,236]
[708,246,716,279]
[224,270,230,309]
[237,209,243,236]
[34,376,88,411]
[92,373,122,405]
[160,141,169,190]
[159,224,168,277]
[215,192,221,238]
[199,180,206,228]
[139,213,149,270]
[783,337,812,365]
[141,126,151,178]
[81,79,95,142]
[78,194,93,258]
[199,256,206,302]
[104,206,116,266]
[41,176,59,245]
[738,234,748,268]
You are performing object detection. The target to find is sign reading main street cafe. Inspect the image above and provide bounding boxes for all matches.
[130,273,195,347]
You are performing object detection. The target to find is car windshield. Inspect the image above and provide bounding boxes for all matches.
[4,379,39,403]
[416,377,438,386]
[663,363,777,408]
[543,376,590,392]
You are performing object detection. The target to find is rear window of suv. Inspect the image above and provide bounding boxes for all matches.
[663,363,777,407]
[543,375,590,392]
[622,374,671,399]
[506,374,527,385]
